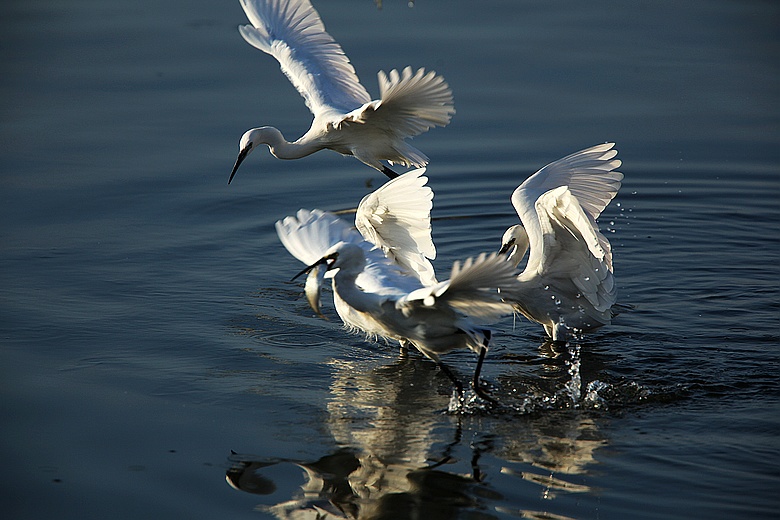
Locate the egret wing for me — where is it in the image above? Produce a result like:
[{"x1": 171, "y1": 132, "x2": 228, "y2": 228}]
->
[
  {"x1": 343, "y1": 67, "x2": 454, "y2": 140},
  {"x1": 238, "y1": 0, "x2": 371, "y2": 116},
  {"x1": 275, "y1": 209, "x2": 421, "y2": 295},
  {"x1": 402, "y1": 253, "x2": 517, "y2": 323},
  {"x1": 533, "y1": 186, "x2": 617, "y2": 312},
  {"x1": 275, "y1": 209, "x2": 360, "y2": 266},
  {"x1": 512, "y1": 143, "x2": 623, "y2": 271},
  {"x1": 356, "y1": 168, "x2": 437, "y2": 285}
]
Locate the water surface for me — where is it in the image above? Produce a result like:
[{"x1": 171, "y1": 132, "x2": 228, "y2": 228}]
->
[{"x1": 1, "y1": 0, "x2": 778, "y2": 518}]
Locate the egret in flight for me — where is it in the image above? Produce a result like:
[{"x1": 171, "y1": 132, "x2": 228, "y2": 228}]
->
[
  {"x1": 229, "y1": 0, "x2": 455, "y2": 183},
  {"x1": 276, "y1": 172, "x2": 517, "y2": 400},
  {"x1": 498, "y1": 143, "x2": 625, "y2": 342}
]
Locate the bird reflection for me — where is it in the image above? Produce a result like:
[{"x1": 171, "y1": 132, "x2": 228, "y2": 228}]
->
[{"x1": 226, "y1": 345, "x2": 613, "y2": 518}]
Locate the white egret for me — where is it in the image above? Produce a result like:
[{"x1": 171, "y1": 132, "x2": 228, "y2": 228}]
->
[
  {"x1": 293, "y1": 241, "x2": 517, "y2": 400},
  {"x1": 279, "y1": 168, "x2": 436, "y2": 355},
  {"x1": 498, "y1": 143, "x2": 625, "y2": 342},
  {"x1": 229, "y1": 0, "x2": 455, "y2": 183},
  {"x1": 275, "y1": 178, "x2": 518, "y2": 398}
]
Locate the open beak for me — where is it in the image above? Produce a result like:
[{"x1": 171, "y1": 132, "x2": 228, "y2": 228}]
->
[
  {"x1": 228, "y1": 145, "x2": 250, "y2": 185},
  {"x1": 291, "y1": 257, "x2": 329, "y2": 282}
]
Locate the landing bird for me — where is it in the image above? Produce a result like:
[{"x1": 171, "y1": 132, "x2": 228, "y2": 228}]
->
[
  {"x1": 498, "y1": 143, "x2": 625, "y2": 342},
  {"x1": 229, "y1": 0, "x2": 455, "y2": 184},
  {"x1": 276, "y1": 174, "x2": 517, "y2": 399}
]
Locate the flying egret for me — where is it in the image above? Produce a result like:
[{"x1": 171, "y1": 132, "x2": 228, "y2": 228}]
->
[
  {"x1": 276, "y1": 196, "x2": 518, "y2": 398},
  {"x1": 229, "y1": 0, "x2": 455, "y2": 183},
  {"x1": 498, "y1": 143, "x2": 625, "y2": 342}
]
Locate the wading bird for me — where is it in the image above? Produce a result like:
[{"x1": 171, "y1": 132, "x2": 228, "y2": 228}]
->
[
  {"x1": 279, "y1": 167, "x2": 437, "y2": 321},
  {"x1": 229, "y1": 0, "x2": 455, "y2": 183},
  {"x1": 498, "y1": 143, "x2": 625, "y2": 342},
  {"x1": 276, "y1": 173, "x2": 518, "y2": 400}
]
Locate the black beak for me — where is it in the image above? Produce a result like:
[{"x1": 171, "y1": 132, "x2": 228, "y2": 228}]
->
[
  {"x1": 291, "y1": 257, "x2": 328, "y2": 282},
  {"x1": 498, "y1": 240, "x2": 514, "y2": 256},
  {"x1": 228, "y1": 145, "x2": 250, "y2": 185}
]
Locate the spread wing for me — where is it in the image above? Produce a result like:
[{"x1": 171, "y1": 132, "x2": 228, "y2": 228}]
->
[
  {"x1": 355, "y1": 168, "x2": 437, "y2": 286},
  {"x1": 343, "y1": 67, "x2": 455, "y2": 138},
  {"x1": 238, "y1": 0, "x2": 371, "y2": 116},
  {"x1": 401, "y1": 253, "x2": 518, "y2": 323},
  {"x1": 532, "y1": 186, "x2": 617, "y2": 312},
  {"x1": 512, "y1": 143, "x2": 623, "y2": 272},
  {"x1": 275, "y1": 209, "x2": 421, "y2": 295}
]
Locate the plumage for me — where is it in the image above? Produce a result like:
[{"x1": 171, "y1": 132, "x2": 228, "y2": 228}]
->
[
  {"x1": 499, "y1": 143, "x2": 625, "y2": 341},
  {"x1": 230, "y1": 0, "x2": 455, "y2": 183},
  {"x1": 275, "y1": 170, "x2": 518, "y2": 398}
]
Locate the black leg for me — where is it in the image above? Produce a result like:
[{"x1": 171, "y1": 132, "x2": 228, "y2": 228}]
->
[
  {"x1": 472, "y1": 332, "x2": 497, "y2": 403},
  {"x1": 435, "y1": 359, "x2": 463, "y2": 397},
  {"x1": 381, "y1": 165, "x2": 400, "y2": 179}
]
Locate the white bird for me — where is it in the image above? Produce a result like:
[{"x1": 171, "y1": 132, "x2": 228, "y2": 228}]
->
[
  {"x1": 278, "y1": 168, "x2": 435, "y2": 339},
  {"x1": 498, "y1": 143, "x2": 625, "y2": 342},
  {"x1": 279, "y1": 168, "x2": 437, "y2": 321},
  {"x1": 229, "y1": 0, "x2": 455, "y2": 183},
  {"x1": 275, "y1": 174, "x2": 518, "y2": 398}
]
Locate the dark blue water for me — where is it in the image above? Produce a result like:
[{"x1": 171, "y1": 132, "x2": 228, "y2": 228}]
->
[{"x1": 2, "y1": 0, "x2": 779, "y2": 518}]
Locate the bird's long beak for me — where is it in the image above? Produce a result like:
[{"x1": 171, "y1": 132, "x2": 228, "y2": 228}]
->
[
  {"x1": 228, "y1": 145, "x2": 250, "y2": 185},
  {"x1": 291, "y1": 257, "x2": 328, "y2": 282},
  {"x1": 498, "y1": 242, "x2": 513, "y2": 256}
]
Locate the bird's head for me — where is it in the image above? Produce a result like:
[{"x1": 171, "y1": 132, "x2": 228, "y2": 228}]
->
[
  {"x1": 499, "y1": 224, "x2": 530, "y2": 267},
  {"x1": 291, "y1": 243, "x2": 366, "y2": 282},
  {"x1": 229, "y1": 127, "x2": 283, "y2": 184}
]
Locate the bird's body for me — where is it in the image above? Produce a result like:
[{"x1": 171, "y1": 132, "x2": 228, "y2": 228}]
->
[
  {"x1": 276, "y1": 170, "x2": 517, "y2": 396},
  {"x1": 315, "y1": 242, "x2": 515, "y2": 363},
  {"x1": 499, "y1": 143, "x2": 625, "y2": 342},
  {"x1": 276, "y1": 168, "x2": 437, "y2": 347},
  {"x1": 230, "y1": 0, "x2": 455, "y2": 183}
]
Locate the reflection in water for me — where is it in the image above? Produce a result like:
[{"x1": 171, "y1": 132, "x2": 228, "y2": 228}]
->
[{"x1": 225, "y1": 341, "x2": 651, "y2": 518}]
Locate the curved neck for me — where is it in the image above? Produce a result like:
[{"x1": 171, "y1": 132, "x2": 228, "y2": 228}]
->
[
  {"x1": 252, "y1": 127, "x2": 322, "y2": 160},
  {"x1": 332, "y1": 271, "x2": 382, "y2": 314},
  {"x1": 507, "y1": 239, "x2": 530, "y2": 268}
]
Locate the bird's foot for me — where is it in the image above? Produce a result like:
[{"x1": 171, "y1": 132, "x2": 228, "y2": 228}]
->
[{"x1": 473, "y1": 380, "x2": 498, "y2": 406}]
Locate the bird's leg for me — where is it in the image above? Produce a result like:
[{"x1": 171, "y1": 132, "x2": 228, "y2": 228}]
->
[
  {"x1": 381, "y1": 165, "x2": 400, "y2": 179},
  {"x1": 435, "y1": 360, "x2": 464, "y2": 398},
  {"x1": 398, "y1": 339, "x2": 410, "y2": 358},
  {"x1": 472, "y1": 334, "x2": 497, "y2": 404}
]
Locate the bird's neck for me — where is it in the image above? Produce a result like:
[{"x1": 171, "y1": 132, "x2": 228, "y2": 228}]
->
[
  {"x1": 332, "y1": 273, "x2": 381, "y2": 314},
  {"x1": 507, "y1": 242, "x2": 530, "y2": 268},
  {"x1": 255, "y1": 127, "x2": 322, "y2": 160}
]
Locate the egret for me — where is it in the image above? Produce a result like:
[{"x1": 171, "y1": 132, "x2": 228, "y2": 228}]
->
[
  {"x1": 278, "y1": 168, "x2": 437, "y2": 320},
  {"x1": 229, "y1": 0, "x2": 455, "y2": 183},
  {"x1": 498, "y1": 143, "x2": 625, "y2": 342},
  {"x1": 276, "y1": 173, "x2": 518, "y2": 399}
]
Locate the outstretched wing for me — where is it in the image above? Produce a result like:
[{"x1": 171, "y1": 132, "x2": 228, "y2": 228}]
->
[
  {"x1": 275, "y1": 208, "x2": 360, "y2": 266},
  {"x1": 533, "y1": 186, "x2": 617, "y2": 313},
  {"x1": 512, "y1": 143, "x2": 623, "y2": 271},
  {"x1": 402, "y1": 253, "x2": 518, "y2": 323},
  {"x1": 356, "y1": 168, "x2": 437, "y2": 286},
  {"x1": 275, "y1": 209, "x2": 421, "y2": 295},
  {"x1": 238, "y1": 0, "x2": 371, "y2": 116},
  {"x1": 343, "y1": 67, "x2": 455, "y2": 139}
]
